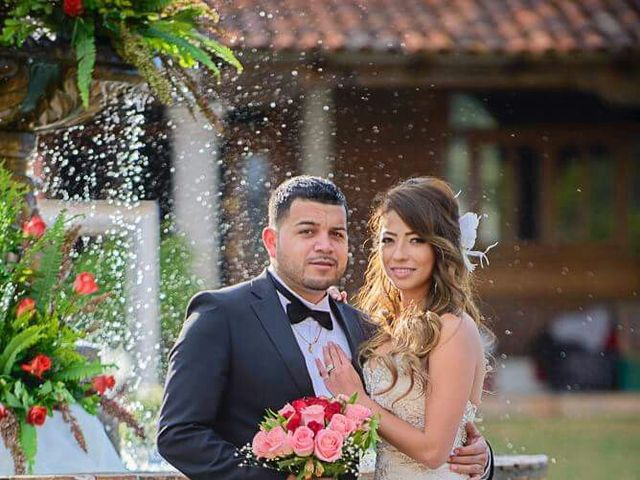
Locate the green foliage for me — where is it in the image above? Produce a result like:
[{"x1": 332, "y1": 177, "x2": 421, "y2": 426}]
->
[
  {"x1": 0, "y1": 326, "x2": 43, "y2": 376},
  {"x1": 158, "y1": 230, "x2": 203, "y2": 371},
  {"x1": 19, "y1": 420, "x2": 37, "y2": 472},
  {"x1": 74, "y1": 18, "x2": 97, "y2": 108},
  {"x1": 56, "y1": 360, "x2": 106, "y2": 382},
  {"x1": 0, "y1": 164, "x2": 127, "y2": 473},
  {"x1": 1, "y1": 0, "x2": 242, "y2": 120},
  {"x1": 29, "y1": 215, "x2": 67, "y2": 310},
  {"x1": 0, "y1": 164, "x2": 27, "y2": 282}
]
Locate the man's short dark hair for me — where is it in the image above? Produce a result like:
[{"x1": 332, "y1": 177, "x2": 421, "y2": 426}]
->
[{"x1": 268, "y1": 176, "x2": 348, "y2": 226}]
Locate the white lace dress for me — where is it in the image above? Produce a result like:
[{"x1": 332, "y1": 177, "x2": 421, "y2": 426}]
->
[{"x1": 363, "y1": 356, "x2": 477, "y2": 480}]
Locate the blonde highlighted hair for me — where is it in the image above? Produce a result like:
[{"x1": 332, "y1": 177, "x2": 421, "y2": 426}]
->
[{"x1": 355, "y1": 177, "x2": 491, "y2": 400}]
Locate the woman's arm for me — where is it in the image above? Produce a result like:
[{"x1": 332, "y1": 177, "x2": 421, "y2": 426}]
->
[{"x1": 320, "y1": 313, "x2": 481, "y2": 469}]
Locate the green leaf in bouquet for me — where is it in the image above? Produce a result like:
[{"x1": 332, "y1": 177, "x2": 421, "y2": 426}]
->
[
  {"x1": 29, "y1": 214, "x2": 67, "y2": 310},
  {"x1": 19, "y1": 419, "x2": 37, "y2": 474},
  {"x1": 38, "y1": 380, "x2": 53, "y2": 397},
  {"x1": 4, "y1": 390, "x2": 22, "y2": 409},
  {"x1": 78, "y1": 394, "x2": 100, "y2": 415},
  {"x1": 52, "y1": 382, "x2": 75, "y2": 404},
  {"x1": 56, "y1": 360, "x2": 106, "y2": 382},
  {"x1": 0, "y1": 325, "x2": 44, "y2": 376},
  {"x1": 348, "y1": 392, "x2": 359, "y2": 404}
]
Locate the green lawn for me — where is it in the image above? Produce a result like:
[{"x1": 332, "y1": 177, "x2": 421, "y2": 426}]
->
[{"x1": 482, "y1": 416, "x2": 640, "y2": 479}]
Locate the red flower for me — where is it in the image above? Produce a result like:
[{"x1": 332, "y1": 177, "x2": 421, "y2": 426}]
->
[
  {"x1": 20, "y1": 354, "x2": 52, "y2": 379},
  {"x1": 285, "y1": 411, "x2": 302, "y2": 432},
  {"x1": 92, "y1": 375, "x2": 116, "y2": 395},
  {"x1": 73, "y1": 272, "x2": 98, "y2": 295},
  {"x1": 306, "y1": 397, "x2": 330, "y2": 409},
  {"x1": 26, "y1": 406, "x2": 47, "y2": 426},
  {"x1": 307, "y1": 421, "x2": 324, "y2": 435},
  {"x1": 0, "y1": 403, "x2": 7, "y2": 421},
  {"x1": 291, "y1": 399, "x2": 308, "y2": 413},
  {"x1": 22, "y1": 215, "x2": 46, "y2": 238},
  {"x1": 324, "y1": 401, "x2": 342, "y2": 421},
  {"x1": 63, "y1": 0, "x2": 84, "y2": 16},
  {"x1": 16, "y1": 298, "x2": 36, "y2": 317}
]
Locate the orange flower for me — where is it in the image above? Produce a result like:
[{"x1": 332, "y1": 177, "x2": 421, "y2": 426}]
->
[
  {"x1": 92, "y1": 375, "x2": 116, "y2": 395},
  {"x1": 21, "y1": 354, "x2": 52, "y2": 379},
  {"x1": 16, "y1": 298, "x2": 36, "y2": 317},
  {"x1": 26, "y1": 406, "x2": 47, "y2": 426},
  {"x1": 22, "y1": 215, "x2": 46, "y2": 238},
  {"x1": 73, "y1": 272, "x2": 98, "y2": 295}
]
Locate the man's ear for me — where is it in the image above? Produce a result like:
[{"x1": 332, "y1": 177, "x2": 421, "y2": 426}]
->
[{"x1": 262, "y1": 226, "x2": 277, "y2": 259}]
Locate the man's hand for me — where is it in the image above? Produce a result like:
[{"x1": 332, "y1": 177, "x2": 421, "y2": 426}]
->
[{"x1": 447, "y1": 422, "x2": 490, "y2": 480}]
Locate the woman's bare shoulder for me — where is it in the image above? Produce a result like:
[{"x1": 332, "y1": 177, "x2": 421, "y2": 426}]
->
[{"x1": 437, "y1": 312, "x2": 482, "y2": 348}]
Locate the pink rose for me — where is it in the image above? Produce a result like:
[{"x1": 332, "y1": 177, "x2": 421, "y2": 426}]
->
[
  {"x1": 301, "y1": 404, "x2": 325, "y2": 426},
  {"x1": 345, "y1": 403, "x2": 372, "y2": 427},
  {"x1": 251, "y1": 427, "x2": 291, "y2": 459},
  {"x1": 290, "y1": 426, "x2": 315, "y2": 456},
  {"x1": 278, "y1": 403, "x2": 295, "y2": 419},
  {"x1": 328, "y1": 413, "x2": 357, "y2": 437},
  {"x1": 314, "y1": 429, "x2": 343, "y2": 462}
]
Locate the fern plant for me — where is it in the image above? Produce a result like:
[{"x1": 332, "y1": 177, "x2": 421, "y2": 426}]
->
[
  {"x1": 0, "y1": 163, "x2": 142, "y2": 473},
  {"x1": 0, "y1": 0, "x2": 242, "y2": 123}
]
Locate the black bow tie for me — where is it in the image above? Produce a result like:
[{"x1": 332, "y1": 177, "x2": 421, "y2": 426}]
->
[{"x1": 269, "y1": 274, "x2": 334, "y2": 330}]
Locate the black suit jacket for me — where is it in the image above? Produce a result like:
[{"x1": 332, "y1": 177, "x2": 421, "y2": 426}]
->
[{"x1": 157, "y1": 270, "x2": 368, "y2": 479}]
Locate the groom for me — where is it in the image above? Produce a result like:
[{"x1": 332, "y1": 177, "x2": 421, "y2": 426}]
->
[{"x1": 157, "y1": 176, "x2": 493, "y2": 479}]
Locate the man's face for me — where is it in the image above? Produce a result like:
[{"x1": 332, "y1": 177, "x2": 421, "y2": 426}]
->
[{"x1": 263, "y1": 199, "x2": 349, "y2": 295}]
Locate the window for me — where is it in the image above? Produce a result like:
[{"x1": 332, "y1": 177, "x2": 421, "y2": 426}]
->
[{"x1": 447, "y1": 92, "x2": 639, "y2": 248}]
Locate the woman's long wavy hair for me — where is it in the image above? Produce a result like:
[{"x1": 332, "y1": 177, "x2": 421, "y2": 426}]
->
[{"x1": 356, "y1": 177, "x2": 491, "y2": 400}]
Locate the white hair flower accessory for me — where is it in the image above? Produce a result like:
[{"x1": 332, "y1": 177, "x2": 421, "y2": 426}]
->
[{"x1": 459, "y1": 212, "x2": 498, "y2": 272}]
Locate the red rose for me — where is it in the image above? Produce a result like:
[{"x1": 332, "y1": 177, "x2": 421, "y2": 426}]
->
[
  {"x1": 324, "y1": 401, "x2": 342, "y2": 421},
  {"x1": 307, "y1": 421, "x2": 324, "y2": 435},
  {"x1": 285, "y1": 411, "x2": 301, "y2": 432},
  {"x1": 73, "y1": 272, "x2": 98, "y2": 295},
  {"x1": 63, "y1": 0, "x2": 84, "y2": 16},
  {"x1": 26, "y1": 406, "x2": 47, "y2": 426},
  {"x1": 20, "y1": 354, "x2": 52, "y2": 379},
  {"x1": 291, "y1": 399, "x2": 308, "y2": 413},
  {"x1": 22, "y1": 215, "x2": 46, "y2": 238},
  {"x1": 0, "y1": 403, "x2": 7, "y2": 421},
  {"x1": 16, "y1": 298, "x2": 36, "y2": 317},
  {"x1": 306, "y1": 397, "x2": 330, "y2": 409},
  {"x1": 92, "y1": 374, "x2": 116, "y2": 395}
]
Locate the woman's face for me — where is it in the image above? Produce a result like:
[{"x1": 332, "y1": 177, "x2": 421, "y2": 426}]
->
[{"x1": 379, "y1": 210, "x2": 435, "y2": 302}]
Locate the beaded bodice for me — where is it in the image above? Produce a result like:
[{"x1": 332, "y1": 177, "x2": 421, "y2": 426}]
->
[{"x1": 363, "y1": 355, "x2": 476, "y2": 479}]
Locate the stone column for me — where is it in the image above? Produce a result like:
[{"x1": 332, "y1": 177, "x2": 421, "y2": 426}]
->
[
  {"x1": 169, "y1": 105, "x2": 221, "y2": 288},
  {"x1": 301, "y1": 87, "x2": 335, "y2": 177}
]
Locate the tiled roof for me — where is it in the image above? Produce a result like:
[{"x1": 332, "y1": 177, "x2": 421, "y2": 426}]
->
[{"x1": 214, "y1": 0, "x2": 640, "y2": 54}]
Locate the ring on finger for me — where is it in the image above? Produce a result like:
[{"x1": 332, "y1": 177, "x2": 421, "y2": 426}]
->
[{"x1": 326, "y1": 364, "x2": 335, "y2": 374}]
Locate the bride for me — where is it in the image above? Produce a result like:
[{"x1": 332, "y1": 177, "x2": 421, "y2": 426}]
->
[{"x1": 316, "y1": 177, "x2": 492, "y2": 479}]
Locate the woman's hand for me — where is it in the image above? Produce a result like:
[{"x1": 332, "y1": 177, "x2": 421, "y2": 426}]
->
[
  {"x1": 326, "y1": 286, "x2": 348, "y2": 303},
  {"x1": 315, "y1": 342, "x2": 366, "y2": 399}
]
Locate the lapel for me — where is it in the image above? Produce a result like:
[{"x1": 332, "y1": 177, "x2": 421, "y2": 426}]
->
[
  {"x1": 249, "y1": 270, "x2": 314, "y2": 397},
  {"x1": 330, "y1": 298, "x2": 366, "y2": 377}
]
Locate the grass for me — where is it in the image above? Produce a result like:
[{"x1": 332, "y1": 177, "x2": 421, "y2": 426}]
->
[{"x1": 481, "y1": 415, "x2": 640, "y2": 480}]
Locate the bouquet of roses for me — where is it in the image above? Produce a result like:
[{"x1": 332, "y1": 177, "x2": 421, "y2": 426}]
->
[{"x1": 240, "y1": 394, "x2": 379, "y2": 479}]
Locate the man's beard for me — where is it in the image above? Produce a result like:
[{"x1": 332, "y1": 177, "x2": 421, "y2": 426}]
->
[
  {"x1": 276, "y1": 256, "x2": 344, "y2": 292},
  {"x1": 301, "y1": 275, "x2": 339, "y2": 292}
]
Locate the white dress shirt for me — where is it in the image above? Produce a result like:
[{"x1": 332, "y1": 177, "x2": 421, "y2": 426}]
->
[{"x1": 269, "y1": 267, "x2": 352, "y2": 398}]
